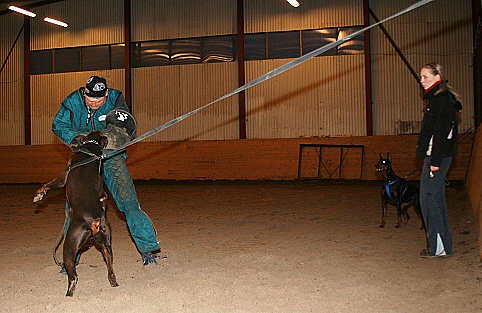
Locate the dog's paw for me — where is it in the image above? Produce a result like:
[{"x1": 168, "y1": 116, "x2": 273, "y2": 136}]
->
[
  {"x1": 33, "y1": 186, "x2": 49, "y2": 203},
  {"x1": 33, "y1": 192, "x2": 45, "y2": 203}
]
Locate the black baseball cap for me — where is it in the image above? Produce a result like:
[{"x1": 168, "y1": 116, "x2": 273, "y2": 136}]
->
[{"x1": 84, "y1": 76, "x2": 107, "y2": 98}]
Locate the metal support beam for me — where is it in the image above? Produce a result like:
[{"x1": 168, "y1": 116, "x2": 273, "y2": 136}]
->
[
  {"x1": 363, "y1": 0, "x2": 373, "y2": 136},
  {"x1": 369, "y1": 7, "x2": 420, "y2": 84},
  {"x1": 473, "y1": 0, "x2": 482, "y2": 127},
  {"x1": 237, "y1": 0, "x2": 247, "y2": 139},
  {"x1": 124, "y1": 0, "x2": 132, "y2": 111},
  {"x1": 24, "y1": 17, "x2": 31, "y2": 145}
]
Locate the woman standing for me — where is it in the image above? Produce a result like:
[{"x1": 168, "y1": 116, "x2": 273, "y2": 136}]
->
[{"x1": 416, "y1": 62, "x2": 462, "y2": 258}]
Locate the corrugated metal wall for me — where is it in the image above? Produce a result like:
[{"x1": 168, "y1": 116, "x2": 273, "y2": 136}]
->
[
  {"x1": 132, "y1": 0, "x2": 237, "y2": 41},
  {"x1": 245, "y1": 56, "x2": 366, "y2": 138},
  {"x1": 129, "y1": 0, "x2": 365, "y2": 141},
  {"x1": 370, "y1": 0, "x2": 474, "y2": 135},
  {"x1": 0, "y1": 14, "x2": 25, "y2": 145},
  {"x1": 130, "y1": 0, "x2": 238, "y2": 142},
  {"x1": 244, "y1": 0, "x2": 362, "y2": 32},
  {"x1": 132, "y1": 63, "x2": 239, "y2": 141},
  {"x1": 0, "y1": 0, "x2": 475, "y2": 146},
  {"x1": 30, "y1": 0, "x2": 124, "y2": 49},
  {"x1": 30, "y1": 70, "x2": 125, "y2": 144},
  {"x1": 26, "y1": 0, "x2": 125, "y2": 145},
  {"x1": 243, "y1": 0, "x2": 365, "y2": 138}
]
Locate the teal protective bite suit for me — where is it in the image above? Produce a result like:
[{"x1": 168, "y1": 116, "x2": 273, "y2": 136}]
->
[{"x1": 53, "y1": 88, "x2": 160, "y2": 255}]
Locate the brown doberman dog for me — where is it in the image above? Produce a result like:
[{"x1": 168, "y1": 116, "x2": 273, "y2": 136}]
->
[{"x1": 33, "y1": 130, "x2": 118, "y2": 297}]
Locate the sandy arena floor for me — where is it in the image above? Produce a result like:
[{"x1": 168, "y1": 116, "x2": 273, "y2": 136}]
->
[{"x1": 0, "y1": 180, "x2": 480, "y2": 312}]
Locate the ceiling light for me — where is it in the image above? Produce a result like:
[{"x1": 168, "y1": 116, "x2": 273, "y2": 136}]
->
[
  {"x1": 8, "y1": 5, "x2": 36, "y2": 17},
  {"x1": 286, "y1": 0, "x2": 300, "y2": 7},
  {"x1": 44, "y1": 17, "x2": 68, "y2": 27}
]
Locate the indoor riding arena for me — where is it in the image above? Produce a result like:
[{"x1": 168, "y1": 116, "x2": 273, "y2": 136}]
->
[{"x1": 1, "y1": 0, "x2": 481, "y2": 312}]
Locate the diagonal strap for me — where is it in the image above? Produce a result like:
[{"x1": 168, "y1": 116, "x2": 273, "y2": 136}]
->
[{"x1": 85, "y1": 0, "x2": 433, "y2": 163}]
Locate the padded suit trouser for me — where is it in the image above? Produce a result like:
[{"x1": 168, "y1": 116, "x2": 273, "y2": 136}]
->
[
  {"x1": 64, "y1": 152, "x2": 160, "y2": 255},
  {"x1": 420, "y1": 157, "x2": 452, "y2": 256}
]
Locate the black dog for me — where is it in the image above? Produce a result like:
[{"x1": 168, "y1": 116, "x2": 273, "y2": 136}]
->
[
  {"x1": 375, "y1": 153, "x2": 424, "y2": 229},
  {"x1": 33, "y1": 131, "x2": 118, "y2": 297}
]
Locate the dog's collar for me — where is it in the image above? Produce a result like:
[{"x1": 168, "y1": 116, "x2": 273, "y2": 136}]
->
[
  {"x1": 385, "y1": 178, "x2": 399, "y2": 186},
  {"x1": 80, "y1": 139, "x2": 107, "y2": 151},
  {"x1": 82, "y1": 139, "x2": 100, "y2": 146}
]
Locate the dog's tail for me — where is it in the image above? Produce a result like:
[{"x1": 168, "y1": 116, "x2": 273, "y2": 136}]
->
[
  {"x1": 53, "y1": 207, "x2": 68, "y2": 267},
  {"x1": 91, "y1": 218, "x2": 101, "y2": 236}
]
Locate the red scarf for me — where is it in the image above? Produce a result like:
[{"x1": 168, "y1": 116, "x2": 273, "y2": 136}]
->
[{"x1": 424, "y1": 79, "x2": 442, "y2": 94}]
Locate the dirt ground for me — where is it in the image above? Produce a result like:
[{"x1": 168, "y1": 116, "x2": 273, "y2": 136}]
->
[{"x1": 0, "y1": 179, "x2": 480, "y2": 313}]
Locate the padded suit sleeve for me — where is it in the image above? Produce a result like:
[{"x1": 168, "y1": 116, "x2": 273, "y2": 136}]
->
[
  {"x1": 52, "y1": 103, "x2": 84, "y2": 146},
  {"x1": 113, "y1": 92, "x2": 136, "y2": 137},
  {"x1": 114, "y1": 93, "x2": 130, "y2": 112}
]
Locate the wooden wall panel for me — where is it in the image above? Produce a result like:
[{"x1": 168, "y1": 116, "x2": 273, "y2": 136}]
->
[
  {"x1": 0, "y1": 135, "x2": 474, "y2": 184},
  {"x1": 465, "y1": 128, "x2": 482, "y2": 260}
]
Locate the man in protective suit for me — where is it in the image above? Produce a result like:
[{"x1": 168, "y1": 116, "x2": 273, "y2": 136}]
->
[{"x1": 52, "y1": 75, "x2": 160, "y2": 266}]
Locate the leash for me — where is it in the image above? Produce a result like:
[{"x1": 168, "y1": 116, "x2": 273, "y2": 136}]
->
[
  {"x1": 51, "y1": 148, "x2": 103, "y2": 268},
  {"x1": 62, "y1": 144, "x2": 105, "y2": 176},
  {"x1": 403, "y1": 123, "x2": 475, "y2": 181},
  {"x1": 76, "y1": 149, "x2": 103, "y2": 173},
  {"x1": 403, "y1": 166, "x2": 422, "y2": 180},
  {"x1": 49, "y1": 1, "x2": 432, "y2": 266},
  {"x1": 74, "y1": 0, "x2": 433, "y2": 167},
  {"x1": 430, "y1": 167, "x2": 450, "y2": 186}
]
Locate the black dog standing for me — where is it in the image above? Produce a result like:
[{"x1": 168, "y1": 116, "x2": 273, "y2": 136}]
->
[{"x1": 376, "y1": 153, "x2": 424, "y2": 229}]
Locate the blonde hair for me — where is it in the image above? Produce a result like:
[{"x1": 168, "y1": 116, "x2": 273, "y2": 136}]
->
[{"x1": 421, "y1": 62, "x2": 460, "y2": 101}]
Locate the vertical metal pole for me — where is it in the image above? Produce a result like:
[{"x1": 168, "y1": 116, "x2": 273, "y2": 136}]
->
[
  {"x1": 339, "y1": 147, "x2": 343, "y2": 179},
  {"x1": 363, "y1": 0, "x2": 373, "y2": 136},
  {"x1": 124, "y1": 0, "x2": 132, "y2": 111},
  {"x1": 297, "y1": 145, "x2": 303, "y2": 178},
  {"x1": 360, "y1": 146, "x2": 365, "y2": 180},
  {"x1": 24, "y1": 17, "x2": 31, "y2": 145},
  {"x1": 237, "y1": 0, "x2": 247, "y2": 139},
  {"x1": 318, "y1": 147, "x2": 323, "y2": 178},
  {"x1": 473, "y1": 0, "x2": 481, "y2": 127}
]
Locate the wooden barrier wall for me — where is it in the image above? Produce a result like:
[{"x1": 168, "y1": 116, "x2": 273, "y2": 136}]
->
[
  {"x1": 2, "y1": 132, "x2": 479, "y2": 260},
  {"x1": 465, "y1": 128, "x2": 482, "y2": 261},
  {"x1": 0, "y1": 134, "x2": 474, "y2": 184}
]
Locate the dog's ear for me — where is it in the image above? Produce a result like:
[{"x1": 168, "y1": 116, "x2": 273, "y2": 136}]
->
[
  {"x1": 379, "y1": 153, "x2": 383, "y2": 160},
  {"x1": 387, "y1": 152, "x2": 391, "y2": 161}
]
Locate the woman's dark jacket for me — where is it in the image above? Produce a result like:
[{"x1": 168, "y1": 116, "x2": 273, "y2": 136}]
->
[{"x1": 416, "y1": 83, "x2": 462, "y2": 167}]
